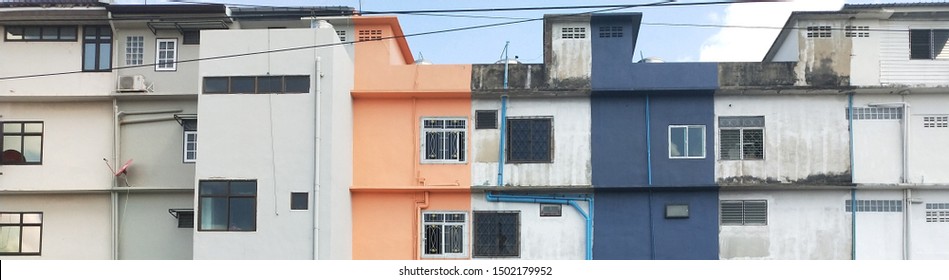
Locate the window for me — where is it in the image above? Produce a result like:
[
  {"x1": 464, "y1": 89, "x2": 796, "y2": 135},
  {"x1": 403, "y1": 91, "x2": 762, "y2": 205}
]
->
[
  {"x1": 669, "y1": 125, "x2": 705, "y2": 159},
  {"x1": 2, "y1": 121, "x2": 43, "y2": 165},
  {"x1": 357, "y1": 29, "x2": 382, "y2": 41},
  {"x1": 0, "y1": 212, "x2": 43, "y2": 255},
  {"x1": 926, "y1": 203, "x2": 949, "y2": 223},
  {"x1": 421, "y1": 118, "x2": 467, "y2": 163},
  {"x1": 473, "y1": 211, "x2": 519, "y2": 258},
  {"x1": 203, "y1": 76, "x2": 310, "y2": 94},
  {"x1": 539, "y1": 204, "x2": 562, "y2": 217},
  {"x1": 336, "y1": 30, "x2": 346, "y2": 42},
  {"x1": 169, "y1": 209, "x2": 194, "y2": 229},
  {"x1": 475, "y1": 110, "x2": 498, "y2": 129},
  {"x1": 183, "y1": 131, "x2": 197, "y2": 163},
  {"x1": 5, "y1": 26, "x2": 76, "y2": 41},
  {"x1": 125, "y1": 36, "x2": 144, "y2": 66},
  {"x1": 806, "y1": 26, "x2": 831, "y2": 38},
  {"x1": 198, "y1": 180, "x2": 257, "y2": 231},
  {"x1": 665, "y1": 204, "x2": 690, "y2": 219},
  {"x1": 507, "y1": 118, "x2": 553, "y2": 163},
  {"x1": 719, "y1": 116, "x2": 764, "y2": 160},
  {"x1": 422, "y1": 212, "x2": 466, "y2": 258},
  {"x1": 598, "y1": 26, "x2": 623, "y2": 38},
  {"x1": 720, "y1": 200, "x2": 767, "y2": 226},
  {"x1": 910, "y1": 29, "x2": 949, "y2": 60},
  {"x1": 846, "y1": 200, "x2": 903, "y2": 212},
  {"x1": 561, "y1": 27, "x2": 586, "y2": 39},
  {"x1": 82, "y1": 26, "x2": 112, "y2": 71},
  {"x1": 923, "y1": 116, "x2": 948, "y2": 128},
  {"x1": 182, "y1": 30, "x2": 200, "y2": 45},
  {"x1": 846, "y1": 107, "x2": 903, "y2": 120},
  {"x1": 845, "y1": 26, "x2": 870, "y2": 38},
  {"x1": 156, "y1": 38, "x2": 177, "y2": 71},
  {"x1": 290, "y1": 192, "x2": 308, "y2": 211}
]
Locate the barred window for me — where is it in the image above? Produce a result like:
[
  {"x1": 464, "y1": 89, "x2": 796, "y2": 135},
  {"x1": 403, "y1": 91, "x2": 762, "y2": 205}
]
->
[
  {"x1": 473, "y1": 212, "x2": 519, "y2": 258},
  {"x1": 720, "y1": 200, "x2": 767, "y2": 226},
  {"x1": 507, "y1": 118, "x2": 553, "y2": 163},
  {"x1": 719, "y1": 116, "x2": 764, "y2": 160},
  {"x1": 422, "y1": 212, "x2": 466, "y2": 258},
  {"x1": 421, "y1": 118, "x2": 467, "y2": 163}
]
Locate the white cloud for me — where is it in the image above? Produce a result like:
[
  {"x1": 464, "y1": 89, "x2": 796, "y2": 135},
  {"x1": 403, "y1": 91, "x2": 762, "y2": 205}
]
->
[{"x1": 699, "y1": 0, "x2": 844, "y2": 62}]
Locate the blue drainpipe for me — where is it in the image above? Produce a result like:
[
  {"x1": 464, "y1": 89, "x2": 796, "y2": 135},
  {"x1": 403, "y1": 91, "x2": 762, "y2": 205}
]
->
[
  {"x1": 646, "y1": 94, "x2": 653, "y2": 186},
  {"x1": 486, "y1": 192, "x2": 594, "y2": 260},
  {"x1": 498, "y1": 42, "x2": 510, "y2": 187}
]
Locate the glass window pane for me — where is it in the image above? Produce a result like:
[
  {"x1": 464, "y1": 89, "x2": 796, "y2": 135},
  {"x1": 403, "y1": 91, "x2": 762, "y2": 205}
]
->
[
  {"x1": 4, "y1": 136, "x2": 22, "y2": 151},
  {"x1": 41, "y1": 27, "x2": 58, "y2": 40},
  {"x1": 231, "y1": 77, "x2": 256, "y2": 93},
  {"x1": 84, "y1": 27, "x2": 97, "y2": 40},
  {"x1": 228, "y1": 197, "x2": 255, "y2": 231},
  {"x1": 199, "y1": 181, "x2": 227, "y2": 196},
  {"x1": 688, "y1": 126, "x2": 704, "y2": 157},
  {"x1": 0, "y1": 226, "x2": 21, "y2": 253},
  {"x1": 290, "y1": 193, "x2": 308, "y2": 210},
  {"x1": 203, "y1": 77, "x2": 228, "y2": 93},
  {"x1": 6, "y1": 27, "x2": 23, "y2": 40},
  {"x1": 98, "y1": 43, "x2": 111, "y2": 70},
  {"x1": 3, "y1": 123, "x2": 21, "y2": 133},
  {"x1": 230, "y1": 181, "x2": 256, "y2": 195},
  {"x1": 199, "y1": 197, "x2": 227, "y2": 230},
  {"x1": 23, "y1": 136, "x2": 42, "y2": 162},
  {"x1": 0, "y1": 214, "x2": 20, "y2": 224},
  {"x1": 60, "y1": 27, "x2": 76, "y2": 40},
  {"x1": 23, "y1": 27, "x2": 40, "y2": 40},
  {"x1": 20, "y1": 226, "x2": 41, "y2": 253},
  {"x1": 23, "y1": 123, "x2": 42, "y2": 133},
  {"x1": 284, "y1": 76, "x2": 310, "y2": 93},
  {"x1": 21, "y1": 213, "x2": 41, "y2": 224},
  {"x1": 83, "y1": 43, "x2": 97, "y2": 70},
  {"x1": 670, "y1": 127, "x2": 685, "y2": 157},
  {"x1": 257, "y1": 76, "x2": 282, "y2": 93}
]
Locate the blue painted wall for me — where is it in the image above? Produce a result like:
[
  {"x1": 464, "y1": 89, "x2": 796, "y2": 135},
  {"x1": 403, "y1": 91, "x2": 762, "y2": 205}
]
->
[
  {"x1": 591, "y1": 13, "x2": 642, "y2": 90},
  {"x1": 593, "y1": 189, "x2": 719, "y2": 260},
  {"x1": 590, "y1": 93, "x2": 648, "y2": 187},
  {"x1": 648, "y1": 92, "x2": 716, "y2": 187}
]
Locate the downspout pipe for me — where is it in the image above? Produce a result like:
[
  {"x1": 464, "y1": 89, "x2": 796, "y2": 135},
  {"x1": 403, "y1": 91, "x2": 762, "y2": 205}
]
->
[
  {"x1": 485, "y1": 192, "x2": 594, "y2": 260},
  {"x1": 645, "y1": 94, "x2": 652, "y2": 186},
  {"x1": 312, "y1": 56, "x2": 322, "y2": 260},
  {"x1": 848, "y1": 92, "x2": 856, "y2": 260},
  {"x1": 498, "y1": 41, "x2": 510, "y2": 187}
]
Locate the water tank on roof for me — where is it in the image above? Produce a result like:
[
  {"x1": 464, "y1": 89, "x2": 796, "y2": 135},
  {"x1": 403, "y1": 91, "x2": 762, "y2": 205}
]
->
[{"x1": 638, "y1": 57, "x2": 665, "y2": 63}]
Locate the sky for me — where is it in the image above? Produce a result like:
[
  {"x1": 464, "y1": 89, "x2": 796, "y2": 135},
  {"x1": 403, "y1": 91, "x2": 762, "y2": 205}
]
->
[{"x1": 118, "y1": 0, "x2": 948, "y2": 64}]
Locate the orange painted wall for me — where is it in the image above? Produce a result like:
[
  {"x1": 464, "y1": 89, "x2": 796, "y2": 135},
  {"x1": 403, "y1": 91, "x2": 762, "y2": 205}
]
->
[
  {"x1": 351, "y1": 16, "x2": 473, "y2": 260},
  {"x1": 351, "y1": 191, "x2": 470, "y2": 260}
]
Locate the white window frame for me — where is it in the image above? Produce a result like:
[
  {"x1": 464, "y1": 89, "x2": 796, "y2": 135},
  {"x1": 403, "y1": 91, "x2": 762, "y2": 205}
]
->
[
  {"x1": 420, "y1": 117, "x2": 467, "y2": 164},
  {"x1": 421, "y1": 211, "x2": 467, "y2": 259},
  {"x1": 668, "y1": 125, "x2": 706, "y2": 159},
  {"x1": 183, "y1": 130, "x2": 197, "y2": 163},
  {"x1": 125, "y1": 35, "x2": 144, "y2": 66},
  {"x1": 155, "y1": 38, "x2": 177, "y2": 71}
]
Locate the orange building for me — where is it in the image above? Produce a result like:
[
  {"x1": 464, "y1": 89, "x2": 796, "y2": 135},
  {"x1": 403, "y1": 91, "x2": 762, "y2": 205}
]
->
[{"x1": 351, "y1": 17, "x2": 473, "y2": 260}]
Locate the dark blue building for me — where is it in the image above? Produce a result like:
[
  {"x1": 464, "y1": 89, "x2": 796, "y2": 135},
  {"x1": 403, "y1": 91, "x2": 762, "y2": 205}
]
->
[{"x1": 590, "y1": 13, "x2": 719, "y2": 260}]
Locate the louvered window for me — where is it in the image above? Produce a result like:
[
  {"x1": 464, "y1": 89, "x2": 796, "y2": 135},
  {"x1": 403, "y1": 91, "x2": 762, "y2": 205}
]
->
[
  {"x1": 910, "y1": 29, "x2": 949, "y2": 60},
  {"x1": 473, "y1": 212, "x2": 519, "y2": 257},
  {"x1": 721, "y1": 200, "x2": 767, "y2": 226}
]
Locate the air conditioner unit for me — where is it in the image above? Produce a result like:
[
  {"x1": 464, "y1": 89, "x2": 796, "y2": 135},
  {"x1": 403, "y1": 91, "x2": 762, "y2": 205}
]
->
[{"x1": 118, "y1": 75, "x2": 147, "y2": 92}]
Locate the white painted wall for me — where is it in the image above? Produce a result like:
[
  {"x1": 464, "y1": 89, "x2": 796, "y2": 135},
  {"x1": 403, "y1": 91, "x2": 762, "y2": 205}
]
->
[
  {"x1": 117, "y1": 191, "x2": 193, "y2": 260},
  {"x1": 720, "y1": 189, "x2": 852, "y2": 260},
  {"x1": 879, "y1": 20, "x2": 949, "y2": 86},
  {"x1": 0, "y1": 101, "x2": 114, "y2": 191},
  {"x1": 851, "y1": 189, "x2": 903, "y2": 260},
  {"x1": 471, "y1": 97, "x2": 591, "y2": 187},
  {"x1": 848, "y1": 19, "x2": 882, "y2": 86},
  {"x1": 549, "y1": 21, "x2": 592, "y2": 82},
  {"x1": 0, "y1": 27, "x2": 113, "y2": 96},
  {"x1": 715, "y1": 95, "x2": 851, "y2": 183},
  {"x1": 769, "y1": 27, "x2": 799, "y2": 62},
  {"x1": 910, "y1": 189, "x2": 949, "y2": 259},
  {"x1": 471, "y1": 194, "x2": 586, "y2": 260},
  {"x1": 0, "y1": 193, "x2": 112, "y2": 260},
  {"x1": 195, "y1": 27, "x2": 352, "y2": 259}
]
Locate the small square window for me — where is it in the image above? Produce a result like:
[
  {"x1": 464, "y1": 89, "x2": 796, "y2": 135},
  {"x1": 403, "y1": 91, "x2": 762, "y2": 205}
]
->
[
  {"x1": 475, "y1": 110, "x2": 498, "y2": 129},
  {"x1": 507, "y1": 118, "x2": 553, "y2": 163},
  {"x1": 669, "y1": 125, "x2": 705, "y2": 159},
  {"x1": 665, "y1": 204, "x2": 689, "y2": 219},
  {"x1": 291, "y1": 192, "x2": 308, "y2": 210}
]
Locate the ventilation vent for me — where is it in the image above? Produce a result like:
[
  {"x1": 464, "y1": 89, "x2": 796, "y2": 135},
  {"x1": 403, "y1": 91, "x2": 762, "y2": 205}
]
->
[
  {"x1": 357, "y1": 29, "x2": 382, "y2": 41},
  {"x1": 475, "y1": 110, "x2": 498, "y2": 129},
  {"x1": 846, "y1": 200, "x2": 903, "y2": 212},
  {"x1": 806, "y1": 26, "x2": 831, "y2": 38},
  {"x1": 561, "y1": 27, "x2": 586, "y2": 39},
  {"x1": 926, "y1": 203, "x2": 949, "y2": 223},
  {"x1": 598, "y1": 26, "x2": 623, "y2": 38},
  {"x1": 845, "y1": 26, "x2": 869, "y2": 37},
  {"x1": 539, "y1": 204, "x2": 562, "y2": 217},
  {"x1": 924, "y1": 116, "x2": 948, "y2": 128},
  {"x1": 721, "y1": 200, "x2": 767, "y2": 225}
]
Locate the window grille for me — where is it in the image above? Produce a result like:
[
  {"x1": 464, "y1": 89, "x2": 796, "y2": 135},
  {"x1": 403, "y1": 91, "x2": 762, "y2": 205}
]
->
[
  {"x1": 846, "y1": 200, "x2": 903, "y2": 212},
  {"x1": 719, "y1": 117, "x2": 764, "y2": 160},
  {"x1": 422, "y1": 118, "x2": 467, "y2": 163},
  {"x1": 476, "y1": 110, "x2": 498, "y2": 129},
  {"x1": 473, "y1": 212, "x2": 519, "y2": 257},
  {"x1": 422, "y1": 212, "x2": 466, "y2": 257},
  {"x1": 507, "y1": 118, "x2": 553, "y2": 163},
  {"x1": 721, "y1": 200, "x2": 767, "y2": 226}
]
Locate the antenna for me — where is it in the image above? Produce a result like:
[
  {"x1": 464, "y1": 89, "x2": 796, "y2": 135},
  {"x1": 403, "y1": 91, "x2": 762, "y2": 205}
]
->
[{"x1": 115, "y1": 159, "x2": 133, "y2": 177}]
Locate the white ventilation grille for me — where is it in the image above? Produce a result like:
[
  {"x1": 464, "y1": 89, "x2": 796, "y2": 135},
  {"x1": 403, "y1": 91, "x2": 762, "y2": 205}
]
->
[{"x1": 924, "y1": 116, "x2": 948, "y2": 128}]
